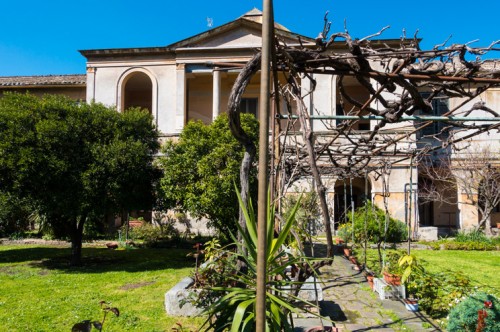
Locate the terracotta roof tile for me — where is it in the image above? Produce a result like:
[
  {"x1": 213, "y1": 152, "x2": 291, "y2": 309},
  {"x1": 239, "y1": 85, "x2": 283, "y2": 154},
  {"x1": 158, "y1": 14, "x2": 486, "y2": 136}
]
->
[{"x1": 0, "y1": 74, "x2": 86, "y2": 87}]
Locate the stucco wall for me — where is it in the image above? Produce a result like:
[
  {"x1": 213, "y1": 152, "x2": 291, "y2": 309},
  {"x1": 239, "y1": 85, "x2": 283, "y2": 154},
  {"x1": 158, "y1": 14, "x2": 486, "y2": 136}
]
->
[
  {"x1": 1, "y1": 87, "x2": 85, "y2": 100},
  {"x1": 88, "y1": 62, "x2": 179, "y2": 134}
]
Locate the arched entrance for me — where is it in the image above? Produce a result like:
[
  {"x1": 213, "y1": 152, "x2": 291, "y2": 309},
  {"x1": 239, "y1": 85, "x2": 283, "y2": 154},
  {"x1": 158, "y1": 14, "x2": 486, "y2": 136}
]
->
[
  {"x1": 334, "y1": 177, "x2": 372, "y2": 227},
  {"x1": 121, "y1": 71, "x2": 153, "y2": 113}
]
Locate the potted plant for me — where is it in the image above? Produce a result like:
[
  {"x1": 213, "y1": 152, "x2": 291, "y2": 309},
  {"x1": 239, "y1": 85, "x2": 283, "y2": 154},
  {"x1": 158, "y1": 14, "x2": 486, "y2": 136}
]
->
[
  {"x1": 365, "y1": 272, "x2": 375, "y2": 290},
  {"x1": 398, "y1": 253, "x2": 424, "y2": 311},
  {"x1": 382, "y1": 251, "x2": 404, "y2": 286},
  {"x1": 349, "y1": 255, "x2": 358, "y2": 265},
  {"x1": 305, "y1": 326, "x2": 340, "y2": 332},
  {"x1": 129, "y1": 216, "x2": 145, "y2": 228}
]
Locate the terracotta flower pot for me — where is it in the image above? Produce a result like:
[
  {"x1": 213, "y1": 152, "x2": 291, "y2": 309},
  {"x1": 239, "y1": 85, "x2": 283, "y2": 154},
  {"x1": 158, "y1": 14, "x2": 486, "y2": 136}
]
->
[
  {"x1": 366, "y1": 275, "x2": 374, "y2": 290},
  {"x1": 383, "y1": 272, "x2": 401, "y2": 286},
  {"x1": 335, "y1": 238, "x2": 344, "y2": 245},
  {"x1": 343, "y1": 248, "x2": 351, "y2": 257},
  {"x1": 349, "y1": 255, "x2": 358, "y2": 265},
  {"x1": 305, "y1": 326, "x2": 340, "y2": 332},
  {"x1": 128, "y1": 220, "x2": 144, "y2": 228}
]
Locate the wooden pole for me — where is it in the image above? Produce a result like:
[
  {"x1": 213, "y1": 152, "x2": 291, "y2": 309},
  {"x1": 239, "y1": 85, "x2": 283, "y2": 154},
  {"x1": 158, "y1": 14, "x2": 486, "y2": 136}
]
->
[{"x1": 256, "y1": 0, "x2": 273, "y2": 331}]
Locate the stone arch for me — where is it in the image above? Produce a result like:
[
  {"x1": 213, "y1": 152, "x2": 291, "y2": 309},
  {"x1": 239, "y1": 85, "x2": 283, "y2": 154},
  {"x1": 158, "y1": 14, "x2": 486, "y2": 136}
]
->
[{"x1": 117, "y1": 68, "x2": 158, "y2": 122}]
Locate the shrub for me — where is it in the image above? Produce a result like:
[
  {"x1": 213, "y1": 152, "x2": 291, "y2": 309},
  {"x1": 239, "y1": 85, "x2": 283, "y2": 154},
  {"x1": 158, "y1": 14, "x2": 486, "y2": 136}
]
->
[
  {"x1": 345, "y1": 201, "x2": 407, "y2": 272},
  {"x1": 127, "y1": 223, "x2": 167, "y2": 245},
  {"x1": 337, "y1": 223, "x2": 352, "y2": 243},
  {"x1": 423, "y1": 237, "x2": 498, "y2": 251},
  {"x1": 455, "y1": 229, "x2": 491, "y2": 243},
  {"x1": 411, "y1": 270, "x2": 474, "y2": 318},
  {"x1": 0, "y1": 192, "x2": 32, "y2": 237},
  {"x1": 348, "y1": 201, "x2": 408, "y2": 245},
  {"x1": 440, "y1": 242, "x2": 496, "y2": 251},
  {"x1": 447, "y1": 292, "x2": 500, "y2": 332}
]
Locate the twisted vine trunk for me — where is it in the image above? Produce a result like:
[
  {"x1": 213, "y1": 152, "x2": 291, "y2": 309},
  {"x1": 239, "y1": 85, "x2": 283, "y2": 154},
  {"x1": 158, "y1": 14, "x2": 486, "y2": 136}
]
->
[
  {"x1": 295, "y1": 96, "x2": 334, "y2": 258},
  {"x1": 227, "y1": 53, "x2": 261, "y2": 239}
]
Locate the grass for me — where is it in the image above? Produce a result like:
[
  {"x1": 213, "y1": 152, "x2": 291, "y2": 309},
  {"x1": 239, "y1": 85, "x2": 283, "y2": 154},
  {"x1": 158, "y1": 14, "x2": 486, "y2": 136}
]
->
[
  {"x1": 0, "y1": 243, "x2": 204, "y2": 331},
  {"x1": 412, "y1": 250, "x2": 500, "y2": 295},
  {"x1": 356, "y1": 248, "x2": 500, "y2": 296}
]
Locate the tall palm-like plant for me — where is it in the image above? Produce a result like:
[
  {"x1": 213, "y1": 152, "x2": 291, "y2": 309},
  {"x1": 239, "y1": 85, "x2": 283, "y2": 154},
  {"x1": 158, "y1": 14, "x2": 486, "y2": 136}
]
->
[{"x1": 200, "y1": 191, "x2": 323, "y2": 332}]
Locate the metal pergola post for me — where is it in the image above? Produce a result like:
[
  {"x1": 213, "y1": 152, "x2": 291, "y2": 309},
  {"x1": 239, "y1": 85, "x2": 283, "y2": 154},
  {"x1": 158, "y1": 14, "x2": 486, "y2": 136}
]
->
[{"x1": 279, "y1": 114, "x2": 500, "y2": 122}]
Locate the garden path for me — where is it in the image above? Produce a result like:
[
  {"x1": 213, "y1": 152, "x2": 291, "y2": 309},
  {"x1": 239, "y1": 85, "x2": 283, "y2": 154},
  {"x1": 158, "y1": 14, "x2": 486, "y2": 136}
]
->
[{"x1": 294, "y1": 244, "x2": 442, "y2": 332}]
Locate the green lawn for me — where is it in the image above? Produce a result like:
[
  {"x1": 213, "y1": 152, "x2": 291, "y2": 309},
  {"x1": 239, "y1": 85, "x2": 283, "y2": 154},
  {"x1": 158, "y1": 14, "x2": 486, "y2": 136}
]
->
[
  {"x1": 412, "y1": 250, "x2": 500, "y2": 295},
  {"x1": 0, "y1": 244, "x2": 204, "y2": 331},
  {"x1": 358, "y1": 248, "x2": 500, "y2": 296}
]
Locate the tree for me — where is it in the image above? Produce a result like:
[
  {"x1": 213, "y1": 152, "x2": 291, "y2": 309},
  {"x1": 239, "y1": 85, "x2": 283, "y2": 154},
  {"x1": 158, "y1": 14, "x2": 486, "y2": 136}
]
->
[
  {"x1": 158, "y1": 113, "x2": 259, "y2": 236},
  {"x1": 421, "y1": 147, "x2": 500, "y2": 235},
  {"x1": 0, "y1": 93, "x2": 159, "y2": 265}
]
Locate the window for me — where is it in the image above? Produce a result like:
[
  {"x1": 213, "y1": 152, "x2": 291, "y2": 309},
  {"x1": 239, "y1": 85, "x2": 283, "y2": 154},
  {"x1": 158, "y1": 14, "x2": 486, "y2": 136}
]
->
[
  {"x1": 358, "y1": 122, "x2": 370, "y2": 131},
  {"x1": 238, "y1": 98, "x2": 258, "y2": 117},
  {"x1": 420, "y1": 93, "x2": 450, "y2": 137},
  {"x1": 335, "y1": 104, "x2": 343, "y2": 126}
]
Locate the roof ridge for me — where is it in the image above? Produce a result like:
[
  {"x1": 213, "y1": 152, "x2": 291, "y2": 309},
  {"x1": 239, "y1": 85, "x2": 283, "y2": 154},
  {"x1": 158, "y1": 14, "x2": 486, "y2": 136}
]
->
[{"x1": 241, "y1": 8, "x2": 262, "y2": 17}]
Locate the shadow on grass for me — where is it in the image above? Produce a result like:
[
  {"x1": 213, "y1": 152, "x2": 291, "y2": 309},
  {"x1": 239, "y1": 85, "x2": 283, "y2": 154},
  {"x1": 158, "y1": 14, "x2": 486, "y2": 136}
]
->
[{"x1": 0, "y1": 246, "x2": 194, "y2": 273}]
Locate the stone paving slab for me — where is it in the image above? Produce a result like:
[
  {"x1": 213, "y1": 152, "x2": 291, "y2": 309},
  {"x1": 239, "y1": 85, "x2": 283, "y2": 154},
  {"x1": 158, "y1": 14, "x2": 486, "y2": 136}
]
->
[{"x1": 296, "y1": 244, "x2": 442, "y2": 332}]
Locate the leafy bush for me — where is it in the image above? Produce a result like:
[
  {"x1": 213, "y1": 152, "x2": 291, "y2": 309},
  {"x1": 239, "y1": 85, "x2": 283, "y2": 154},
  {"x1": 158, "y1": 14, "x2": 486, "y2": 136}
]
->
[
  {"x1": 158, "y1": 113, "x2": 259, "y2": 237},
  {"x1": 344, "y1": 201, "x2": 407, "y2": 272},
  {"x1": 447, "y1": 292, "x2": 500, "y2": 332},
  {"x1": 347, "y1": 201, "x2": 408, "y2": 245},
  {"x1": 0, "y1": 192, "x2": 32, "y2": 237},
  {"x1": 455, "y1": 229, "x2": 491, "y2": 243},
  {"x1": 440, "y1": 242, "x2": 497, "y2": 251},
  {"x1": 411, "y1": 270, "x2": 474, "y2": 318},
  {"x1": 282, "y1": 190, "x2": 322, "y2": 248},
  {"x1": 128, "y1": 223, "x2": 164, "y2": 243},
  {"x1": 337, "y1": 223, "x2": 352, "y2": 243},
  {"x1": 422, "y1": 236, "x2": 499, "y2": 251}
]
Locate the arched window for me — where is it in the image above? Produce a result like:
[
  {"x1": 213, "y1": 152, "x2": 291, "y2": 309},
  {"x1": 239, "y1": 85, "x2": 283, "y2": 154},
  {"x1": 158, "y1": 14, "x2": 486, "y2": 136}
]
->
[{"x1": 122, "y1": 72, "x2": 153, "y2": 113}]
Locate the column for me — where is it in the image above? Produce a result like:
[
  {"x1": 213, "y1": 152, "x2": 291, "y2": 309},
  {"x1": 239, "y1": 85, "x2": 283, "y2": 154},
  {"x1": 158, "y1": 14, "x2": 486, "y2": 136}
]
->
[
  {"x1": 175, "y1": 64, "x2": 186, "y2": 131},
  {"x1": 86, "y1": 66, "x2": 96, "y2": 103},
  {"x1": 212, "y1": 67, "x2": 221, "y2": 121}
]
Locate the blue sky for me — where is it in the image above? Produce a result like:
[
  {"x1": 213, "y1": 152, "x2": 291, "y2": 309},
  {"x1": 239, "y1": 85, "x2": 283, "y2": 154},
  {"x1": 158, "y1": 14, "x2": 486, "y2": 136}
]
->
[{"x1": 1, "y1": 0, "x2": 498, "y2": 76}]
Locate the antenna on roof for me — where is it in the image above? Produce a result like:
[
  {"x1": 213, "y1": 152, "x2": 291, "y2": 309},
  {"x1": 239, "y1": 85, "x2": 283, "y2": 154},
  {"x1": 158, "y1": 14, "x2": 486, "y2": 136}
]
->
[{"x1": 207, "y1": 17, "x2": 213, "y2": 28}]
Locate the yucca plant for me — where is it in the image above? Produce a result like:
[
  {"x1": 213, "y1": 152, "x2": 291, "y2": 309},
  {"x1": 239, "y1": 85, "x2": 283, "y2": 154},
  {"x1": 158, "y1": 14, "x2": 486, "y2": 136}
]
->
[{"x1": 199, "y1": 191, "x2": 324, "y2": 332}]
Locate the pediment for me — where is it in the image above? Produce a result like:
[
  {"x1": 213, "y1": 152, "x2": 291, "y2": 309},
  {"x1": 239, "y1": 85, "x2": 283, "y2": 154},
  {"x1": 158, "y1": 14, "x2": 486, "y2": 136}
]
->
[
  {"x1": 168, "y1": 19, "x2": 314, "y2": 50},
  {"x1": 190, "y1": 26, "x2": 264, "y2": 48}
]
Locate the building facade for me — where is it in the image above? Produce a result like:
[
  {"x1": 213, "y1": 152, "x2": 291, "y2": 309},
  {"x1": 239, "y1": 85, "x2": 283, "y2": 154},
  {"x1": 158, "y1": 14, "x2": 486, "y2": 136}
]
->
[{"x1": 2, "y1": 9, "x2": 499, "y2": 237}]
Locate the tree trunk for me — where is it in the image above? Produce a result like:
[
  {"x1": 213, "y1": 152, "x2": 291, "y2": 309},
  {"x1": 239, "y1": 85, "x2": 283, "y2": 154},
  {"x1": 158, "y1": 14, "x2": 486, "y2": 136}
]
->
[
  {"x1": 70, "y1": 218, "x2": 85, "y2": 266},
  {"x1": 478, "y1": 203, "x2": 493, "y2": 236},
  {"x1": 479, "y1": 215, "x2": 492, "y2": 236}
]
